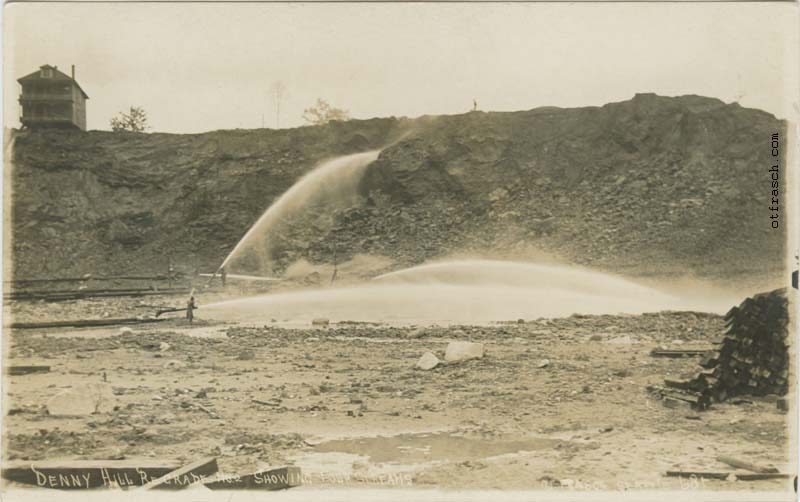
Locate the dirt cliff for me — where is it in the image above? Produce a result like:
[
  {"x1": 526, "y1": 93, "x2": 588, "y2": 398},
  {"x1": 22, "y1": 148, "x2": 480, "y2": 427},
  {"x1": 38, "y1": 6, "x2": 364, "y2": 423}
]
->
[{"x1": 6, "y1": 94, "x2": 786, "y2": 286}]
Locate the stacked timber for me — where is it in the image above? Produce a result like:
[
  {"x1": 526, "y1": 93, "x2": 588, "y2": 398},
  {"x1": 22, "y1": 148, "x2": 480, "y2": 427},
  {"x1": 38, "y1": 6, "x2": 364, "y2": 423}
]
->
[{"x1": 652, "y1": 288, "x2": 790, "y2": 409}]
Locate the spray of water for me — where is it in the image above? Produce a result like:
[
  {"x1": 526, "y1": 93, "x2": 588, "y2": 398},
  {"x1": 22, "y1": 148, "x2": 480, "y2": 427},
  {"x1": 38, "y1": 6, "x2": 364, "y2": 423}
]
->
[
  {"x1": 203, "y1": 259, "x2": 718, "y2": 324},
  {"x1": 219, "y1": 150, "x2": 381, "y2": 274},
  {"x1": 374, "y1": 260, "x2": 660, "y2": 299}
]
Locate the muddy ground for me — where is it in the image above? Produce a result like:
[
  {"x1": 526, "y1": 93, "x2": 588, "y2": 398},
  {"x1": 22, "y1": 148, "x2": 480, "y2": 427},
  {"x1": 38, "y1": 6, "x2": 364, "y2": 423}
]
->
[{"x1": 2, "y1": 297, "x2": 792, "y2": 492}]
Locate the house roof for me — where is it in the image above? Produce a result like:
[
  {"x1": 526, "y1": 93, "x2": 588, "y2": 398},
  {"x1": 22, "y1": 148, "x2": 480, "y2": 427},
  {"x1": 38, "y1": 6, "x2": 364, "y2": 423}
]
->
[{"x1": 18, "y1": 65, "x2": 89, "y2": 99}]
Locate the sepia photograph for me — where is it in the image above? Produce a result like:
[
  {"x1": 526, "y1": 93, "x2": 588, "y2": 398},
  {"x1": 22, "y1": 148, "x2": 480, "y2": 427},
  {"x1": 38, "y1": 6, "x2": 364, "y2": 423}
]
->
[{"x1": 1, "y1": 1, "x2": 798, "y2": 500}]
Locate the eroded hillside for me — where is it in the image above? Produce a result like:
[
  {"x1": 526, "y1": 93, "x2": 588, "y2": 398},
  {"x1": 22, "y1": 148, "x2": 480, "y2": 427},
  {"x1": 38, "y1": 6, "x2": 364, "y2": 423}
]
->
[{"x1": 6, "y1": 94, "x2": 786, "y2": 286}]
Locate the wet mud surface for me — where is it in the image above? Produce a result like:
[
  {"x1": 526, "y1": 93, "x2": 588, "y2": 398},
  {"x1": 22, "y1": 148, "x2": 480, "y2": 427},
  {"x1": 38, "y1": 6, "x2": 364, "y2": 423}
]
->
[{"x1": 2, "y1": 300, "x2": 792, "y2": 491}]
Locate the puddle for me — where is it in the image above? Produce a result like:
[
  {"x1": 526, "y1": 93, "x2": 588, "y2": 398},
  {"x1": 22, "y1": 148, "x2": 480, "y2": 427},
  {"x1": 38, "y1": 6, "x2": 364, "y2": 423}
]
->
[{"x1": 312, "y1": 432, "x2": 562, "y2": 464}]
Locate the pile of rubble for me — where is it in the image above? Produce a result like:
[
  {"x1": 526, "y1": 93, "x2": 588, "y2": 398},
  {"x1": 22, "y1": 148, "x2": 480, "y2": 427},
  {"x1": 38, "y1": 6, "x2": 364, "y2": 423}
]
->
[{"x1": 652, "y1": 288, "x2": 790, "y2": 410}]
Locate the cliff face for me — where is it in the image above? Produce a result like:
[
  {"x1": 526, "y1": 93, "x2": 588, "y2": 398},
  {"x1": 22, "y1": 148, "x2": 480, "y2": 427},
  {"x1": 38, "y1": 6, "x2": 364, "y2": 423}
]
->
[
  {"x1": 7, "y1": 118, "x2": 405, "y2": 277},
  {"x1": 7, "y1": 94, "x2": 786, "y2": 285}
]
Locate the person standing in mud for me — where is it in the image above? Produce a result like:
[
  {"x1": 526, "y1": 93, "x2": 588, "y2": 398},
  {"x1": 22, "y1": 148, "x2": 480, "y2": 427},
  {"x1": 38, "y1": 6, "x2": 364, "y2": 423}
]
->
[{"x1": 186, "y1": 295, "x2": 197, "y2": 323}]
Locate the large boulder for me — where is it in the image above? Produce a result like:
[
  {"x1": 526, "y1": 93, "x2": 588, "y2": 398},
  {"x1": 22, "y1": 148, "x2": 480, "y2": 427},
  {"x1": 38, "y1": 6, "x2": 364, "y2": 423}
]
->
[
  {"x1": 415, "y1": 352, "x2": 440, "y2": 370},
  {"x1": 444, "y1": 341, "x2": 485, "y2": 363}
]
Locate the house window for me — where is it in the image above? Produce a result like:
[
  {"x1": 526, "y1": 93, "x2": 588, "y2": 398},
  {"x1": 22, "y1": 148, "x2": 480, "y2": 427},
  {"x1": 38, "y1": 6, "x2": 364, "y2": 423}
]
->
[{"x1": 41, "y1": 68, "x2": 53, "y2": 78}]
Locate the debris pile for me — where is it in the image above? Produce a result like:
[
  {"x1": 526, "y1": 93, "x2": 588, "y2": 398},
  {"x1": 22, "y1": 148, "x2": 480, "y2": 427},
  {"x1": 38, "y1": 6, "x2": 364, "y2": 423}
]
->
[{"x1": 652, "y1": 289, "x2": 789, "y2": 410}]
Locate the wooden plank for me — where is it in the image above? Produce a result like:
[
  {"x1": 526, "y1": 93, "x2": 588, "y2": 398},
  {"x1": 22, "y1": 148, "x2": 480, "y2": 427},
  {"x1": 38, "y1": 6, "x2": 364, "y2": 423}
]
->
[
  {"x1": 6, "y1": 275, "x2": 178, "y2": 284},
  {"x1": 716, "y1": 455, "x2": 779, "y2": 474},
  {"x1": 4, "y1": 277, "x2": 99, "y2": 284},
  {"x1": 139, "y1": 457, "x2": 218, "y2": 490},
  {"x1": 650, "y1": 349, "x2": 712, "y2": 358},
  {"x1": 6, "y1": 365, "x2": 50, "y2": 375},
  {"x1": 204, "y1": 466, "x2": 302, "y2": 490},
  {"x1": 9, "y1": 287, "x2": 185, "y2": 296},
  {"x1": 8, "y1": 318, "x2": 168, "y2": 329},
  {"x1": 156, "y1": 307, "x2": 189, "y2": 317},
  {"x1": 666, "y1": 470, "x2": 790, "y2": 481},
  {"x1": 8, "y1": 289, "x2": 191, "y2": 302},
  {"x1": 2, "y1": 460, "x2": 182, "y2": 489},
  {"x1": 664, "y1": 379, "x2": 692, "y2": 391}
]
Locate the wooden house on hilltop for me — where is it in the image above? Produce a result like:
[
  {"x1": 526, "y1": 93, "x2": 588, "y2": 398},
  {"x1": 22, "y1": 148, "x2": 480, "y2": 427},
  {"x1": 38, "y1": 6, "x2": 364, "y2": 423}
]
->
[{"x1": 18, "y1": 64, "x2": 88, "y2": 131}]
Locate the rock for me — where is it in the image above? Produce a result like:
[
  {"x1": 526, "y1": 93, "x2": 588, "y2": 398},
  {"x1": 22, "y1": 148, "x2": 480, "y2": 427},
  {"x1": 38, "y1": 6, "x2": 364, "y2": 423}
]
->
[
  {"x1": 119, "y1": 327, "x2": 133, "y2": 335},
  {"x1": 535, "y1": 359, "x2": 550, "y2": 368},
  {"x1": 46, "y1": 384, "x2": 115, "y2": 416},
  {"x1": 311, "y1": 318, "x2": 330, "y2": 327},
  {"x1": 530, "y1": 216, "x2": 556, "y2": 235},
  {"x1": 236, "y1": 350, "x2": 255, "y2": 361},
  {"x1": 606, "y1": 335, "x2": 634, "y2": 344},
  {"x1": 662, "y1": 397, "x2": 688, "y2": 409},
  {"x1": 304, "y1": 272, "x2": 322, "y2": 285},
  {"x1": 106, "y1": 219, "x2": 142, "y2": 245},
  {"x1": 488, "y1": 187, "x2": 508, "y2": 202},
  {"x1": 157, "y1": 413, "x2": 176, "y2": 424},
  {"x1": 517, "y1": 319, "x2": 525, "y2": 324},
  {"x1": 444, "y1": 341, "x2": 485, "y2": 363},
  {"x1": 415, "y1": 352, "x2": 440, "y2": 370},
  {"x1": 159, "y1": 342, "x2": 171, "y2": 352},
  {"x1": 589, "y1": 334, "x2": 603, "y2": 341},
  {"x1": 164, "y1": 360, "x2": 186, "y2": 369},
  {"x1": 407, "y1": 328, "x2": 426, "y2": 339}
]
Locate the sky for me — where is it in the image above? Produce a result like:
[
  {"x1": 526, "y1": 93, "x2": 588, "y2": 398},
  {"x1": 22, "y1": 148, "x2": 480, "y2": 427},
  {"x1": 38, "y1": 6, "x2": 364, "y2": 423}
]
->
[{"x1": 3, "y1": 2, "x2": 798, "y2": 133}]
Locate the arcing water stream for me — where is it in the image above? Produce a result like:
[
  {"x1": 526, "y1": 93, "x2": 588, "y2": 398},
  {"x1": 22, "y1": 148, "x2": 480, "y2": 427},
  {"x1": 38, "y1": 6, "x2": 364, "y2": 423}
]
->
[
  {"x1": 218, "y1": 150, "x2": 381, "y2": 274},
  {"x1": 207, "y1": 150, "x2": 734, "y2": 324}
]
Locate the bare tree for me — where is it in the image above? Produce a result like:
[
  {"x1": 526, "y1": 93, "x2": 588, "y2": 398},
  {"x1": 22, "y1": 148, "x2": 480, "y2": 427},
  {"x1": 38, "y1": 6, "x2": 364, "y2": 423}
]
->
[
  {"x1": 269, "y1": 81, "x2": 288, "y2": 128},
  {"x1": 110, "y1": 107, "x2": 149, "y2": 132},
  {"x1": 302, "y1": 99, "x2": 350, "y2": 126}
]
